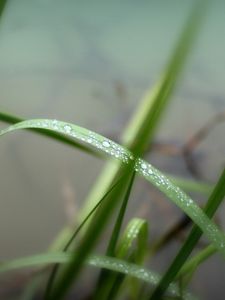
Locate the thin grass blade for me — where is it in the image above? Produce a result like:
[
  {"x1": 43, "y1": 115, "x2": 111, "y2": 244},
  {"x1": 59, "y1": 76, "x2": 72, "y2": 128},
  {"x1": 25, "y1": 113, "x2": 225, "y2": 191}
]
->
[
  {"x1": 150, "y1": 167, "x2": 225, "y2": 299},
  {"x1": 105, "y1": 172, "x2": 136, "y2": 257},
  {"x1": 93, "y1": 172, "x2": 136, "y2": 298},
  {"x1": 177, "y1": 244, "x2": 216, "y2": 279},
  {"x1": 94, "y1": 218, "x2": 148, "y2": 300},
  {"x1": 46, "y1": 163, "x2": 134, "y2": 299},
  {"x1": 44, "y1": 176, "x2": 125, "y2": 299}
]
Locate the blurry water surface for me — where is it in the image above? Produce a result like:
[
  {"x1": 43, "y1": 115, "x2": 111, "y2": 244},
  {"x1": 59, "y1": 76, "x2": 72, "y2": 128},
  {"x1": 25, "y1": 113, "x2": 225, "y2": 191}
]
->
[{"x1": 0, "y1": 1, "x2": 224, "y2": 299}]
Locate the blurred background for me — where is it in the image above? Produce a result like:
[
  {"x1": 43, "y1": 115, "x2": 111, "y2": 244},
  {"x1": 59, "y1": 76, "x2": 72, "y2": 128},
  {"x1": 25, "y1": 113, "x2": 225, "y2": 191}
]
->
[{"x1": 0, "y1": 0, "x2": 224, "y2": 299}]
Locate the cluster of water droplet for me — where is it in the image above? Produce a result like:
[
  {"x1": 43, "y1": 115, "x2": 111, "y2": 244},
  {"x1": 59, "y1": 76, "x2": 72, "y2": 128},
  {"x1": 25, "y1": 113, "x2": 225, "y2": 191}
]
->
[
  {"x1": 89, "y1": 255, "x2": 158, "y2": 284},
  {"x1": 88, "y1": 255, "x2": 185, "y2": 297},
  {"x1": 28, "y1": 119, "x2": 134, "y2": 164},
  {"x1": 86, "y1": 131, "x2": 134, "y2": 163},
  {"x1": 135, "y1": 159, "x2": 153, "y2": 176},
  {"x1": 126, "y1": 224, "x2": 140, "y2": 240}
]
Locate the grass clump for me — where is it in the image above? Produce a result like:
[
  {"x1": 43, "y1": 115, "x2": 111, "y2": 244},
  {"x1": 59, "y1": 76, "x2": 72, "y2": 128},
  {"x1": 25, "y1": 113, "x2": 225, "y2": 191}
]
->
[{"x1": 0, "y1": 0, "x2": 224, "y2": 300}]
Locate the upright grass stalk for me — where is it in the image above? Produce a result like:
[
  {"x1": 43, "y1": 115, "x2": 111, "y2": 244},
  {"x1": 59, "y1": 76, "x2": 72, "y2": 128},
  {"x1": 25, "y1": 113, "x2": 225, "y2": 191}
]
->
[
  {"x1": 150, "y1": 167, "x2": 225, "y2": 299},
  {"x1": 105, "y1": 172, "x2": 136, "y2": 257}
]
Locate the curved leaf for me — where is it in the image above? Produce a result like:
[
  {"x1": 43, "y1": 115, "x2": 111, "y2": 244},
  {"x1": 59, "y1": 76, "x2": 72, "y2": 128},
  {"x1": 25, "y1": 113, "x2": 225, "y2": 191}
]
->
[
  {"x1": 0, "y1": 119, "x2": 225, "y2": 258},
  {"x1": 0, "y1": 252, "x2": 194, "y2": 300},
  {"x1": 117, "y1": 218, "x2": 148, "y2": 262}
]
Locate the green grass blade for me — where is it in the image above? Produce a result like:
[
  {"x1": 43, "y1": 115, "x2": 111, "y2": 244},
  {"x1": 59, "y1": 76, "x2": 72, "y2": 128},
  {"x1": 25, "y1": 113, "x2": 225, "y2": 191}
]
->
[
  {"x1": 0, "y1": 252, "x2": 194, "y2": 300},
  {"x1": 49, "y1": 167, "x2": 134, "y2": 299},
  {"x1": 95, "y1": 218, "x2": 148, "y2": 300},
  {"x1": 93, "y1": 172, "x2": 136, "y2": 298},
  {"x1": 0, "y1": 120, "x2": 225, "y2": 256},
  {"x1": 120, "y1": 0, "x2": 207, "y2": 155},
  {"x1": 0, "y1": 111, "x2": 100, "y2": 157},
  {"x1": 0, "y1": 0, "x2": 7, "y2": 18},
  {"x1": 44, "y1": 176, "x2": 124, "y2": 299},
  {"x1": 177, "y1": 245, "x2": 216, "y2": 279},
  {"x1": 109, "y1": 218, "x2": 149, "y2": 300},
  {"x1": 20, "y1": 276, "x2": 44, "y2": 300},
  {"x1": 168, "y1": 175, "x2": 212, "y2": 195},
  {"x1": 150, "y1": 167, "x2": 225, "y2": 299},
  {"x1": 116, "y1": 218, "x2": 148, "y2": 262},
  {"x1": 105, "y1": 172, "x2": 136, "y2": 257}
]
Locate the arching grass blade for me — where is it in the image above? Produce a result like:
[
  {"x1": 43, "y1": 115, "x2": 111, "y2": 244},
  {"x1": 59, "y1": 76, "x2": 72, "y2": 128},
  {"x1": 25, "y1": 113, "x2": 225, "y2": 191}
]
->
[
  {"x1": 1, "y1": 120, "x2": 225, "y2": 258},
  {"x1": 150, "y1": 167, "x2": 225, "y2": 299},
  {"x1": 0, "y1": 252, "x2": 194, "y2": 300}
]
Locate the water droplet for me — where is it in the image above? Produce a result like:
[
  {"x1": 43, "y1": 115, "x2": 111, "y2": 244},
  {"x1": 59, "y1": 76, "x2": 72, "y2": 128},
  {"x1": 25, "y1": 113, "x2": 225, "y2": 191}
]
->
[
  {"x1": 102, "y1": 140, "x2": 111, "y2": 148},
  {"x1": 87, "y1": 138, "x2": 93, "y2": 144},
  {"x1": 186, "y1": 199, "x2": 193, "y2": 207},
  {"x1": 41, "y1": 121, "x2": 49, "y2": 128},
  {"x1": 64, "y1": 124, "x2": 72, "y2": 133},
  {"x1": 52, "y1": 120, "x2": 59, "y2": 128},
  {"x1": 148, "y1": 168, "x2": 153, "y2": 175},
  {"x1": 141, "y1": 162, "x2": 147, "y2": 170}
]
